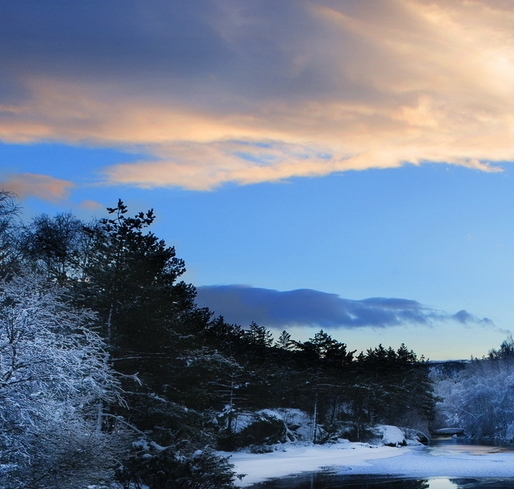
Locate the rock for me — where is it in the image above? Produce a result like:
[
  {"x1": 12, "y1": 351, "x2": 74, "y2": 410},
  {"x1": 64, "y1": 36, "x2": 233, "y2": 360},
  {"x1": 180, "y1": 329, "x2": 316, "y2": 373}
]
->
[
  {"x1": 370, "y1": 425, "x2": 406, "y2": 447},
  {"x1": 217, "y1": 409, "x2": 287, "y2": 450},
  {"x1": 217, "y1": 408, "x2": 325, "y2": 450},
  {"x1": 432, "y1": 427, "x2": 465, "y2": 437}
]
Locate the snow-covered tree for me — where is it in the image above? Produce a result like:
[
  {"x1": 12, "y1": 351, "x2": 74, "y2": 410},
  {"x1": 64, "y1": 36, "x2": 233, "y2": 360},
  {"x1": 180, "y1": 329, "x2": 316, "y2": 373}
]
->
[
  {"x1": 434, "y1": 338, "x2": 514, "y2": 440},
  {"x1": 0, "y1": 191, "x2": 21, "y2": 274},
  {"x1": 0, "y1": 272, "x2": 125, "y2": 488}
]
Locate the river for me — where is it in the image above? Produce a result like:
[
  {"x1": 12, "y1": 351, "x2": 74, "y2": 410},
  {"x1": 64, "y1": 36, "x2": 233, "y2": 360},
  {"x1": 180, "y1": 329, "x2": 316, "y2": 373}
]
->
[
  {"x1": 246, "y1": 440, "x2": 514, "y2": 488},
  {"x1": 247, "y1": 473, "x2": 514, "y2": 488}
]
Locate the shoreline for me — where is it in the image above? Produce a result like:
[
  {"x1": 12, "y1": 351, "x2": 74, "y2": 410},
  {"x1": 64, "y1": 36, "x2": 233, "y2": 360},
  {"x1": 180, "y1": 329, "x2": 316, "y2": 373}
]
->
[
  {"x1": 223, "y1": 441, "x2": 409, "y2": 487},
  {"x1": 223, "y1": 441, "x2": 514, "y2": 487}
]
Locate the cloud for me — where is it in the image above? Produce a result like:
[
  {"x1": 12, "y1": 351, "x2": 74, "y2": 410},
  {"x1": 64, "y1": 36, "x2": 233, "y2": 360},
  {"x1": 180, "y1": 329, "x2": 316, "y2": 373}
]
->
[
  {"x1": 0, "y1": 1, "x2": 513, "y2": 189},
  {"x1": 195, "y1": 284, "x2": 493, "y2": 330},
  {"x1": 0, "y1": 173, "x2": 75, "y2": 201},
  {"x1": 79, "y1": 199, "x2": 104, "y2": 210}
]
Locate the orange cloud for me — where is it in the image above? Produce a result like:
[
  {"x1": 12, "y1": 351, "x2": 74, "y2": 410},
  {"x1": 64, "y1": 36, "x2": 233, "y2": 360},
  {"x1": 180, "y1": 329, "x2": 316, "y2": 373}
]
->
[
  {"x1": 0, "y1": 173, "x2": 75, "y2": 202},
  {"x1": 0, "y1": 0, "x2": 513, "y2": 189}
]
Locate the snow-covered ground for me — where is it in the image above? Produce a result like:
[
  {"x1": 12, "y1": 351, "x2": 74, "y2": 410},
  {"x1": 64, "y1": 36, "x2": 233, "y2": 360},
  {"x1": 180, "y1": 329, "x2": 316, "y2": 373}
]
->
[{"x1": 226, "y1": 441, "x2": 514, "y2": 487}]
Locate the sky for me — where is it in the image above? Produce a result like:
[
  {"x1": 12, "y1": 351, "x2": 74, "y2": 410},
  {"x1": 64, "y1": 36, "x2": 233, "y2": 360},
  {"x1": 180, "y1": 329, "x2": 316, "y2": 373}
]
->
[{"x1": 1, "y1": 0, "x2": 514, "y2": 360}]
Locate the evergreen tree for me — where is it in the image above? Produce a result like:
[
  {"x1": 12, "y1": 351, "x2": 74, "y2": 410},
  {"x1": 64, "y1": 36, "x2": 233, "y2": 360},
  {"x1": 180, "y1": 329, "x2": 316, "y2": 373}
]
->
[
  {"x1": 275, "y1": 330, "x2": 292, "y2": 350},
  {"x1": 79, "y1": 200, "x2": 199, "y2": 362},
  {"x1": 76, "y1": 201, "x2": 237, "y2": 485},
  {"x1": 245, "y1": 321, "x2": 274, "y2": 349},
  {"x1": 291, "y1": 331, "x2": 355, "y2": 441},
  {"x1": 353, "y1": 344, "x2": 435, "y2": 432}
]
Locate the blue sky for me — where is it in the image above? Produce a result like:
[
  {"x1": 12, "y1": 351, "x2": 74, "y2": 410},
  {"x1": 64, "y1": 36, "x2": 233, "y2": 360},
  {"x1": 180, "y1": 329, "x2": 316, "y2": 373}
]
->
[{"x1": 2, "y1": 0, "x2": 514, "y2": 359}]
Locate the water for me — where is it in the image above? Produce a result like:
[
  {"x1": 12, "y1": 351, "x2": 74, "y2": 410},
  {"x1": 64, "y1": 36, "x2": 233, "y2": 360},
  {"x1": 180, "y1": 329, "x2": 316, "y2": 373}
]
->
[
  {"x1": 430, "y1": 438, "x2": 514, "y2": 454},
  {"x1": 249, "y1": 475, "x2": 514, "y2": 488},
  {"x1": 247, "y1": 441, "x2": 514, "y2": 489}
]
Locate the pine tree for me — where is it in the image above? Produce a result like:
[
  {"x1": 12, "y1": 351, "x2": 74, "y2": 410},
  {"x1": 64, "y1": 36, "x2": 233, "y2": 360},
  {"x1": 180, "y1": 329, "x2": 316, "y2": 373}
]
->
[{"x1": 79, "y1": 200, "x2": 197, "y2": 360}]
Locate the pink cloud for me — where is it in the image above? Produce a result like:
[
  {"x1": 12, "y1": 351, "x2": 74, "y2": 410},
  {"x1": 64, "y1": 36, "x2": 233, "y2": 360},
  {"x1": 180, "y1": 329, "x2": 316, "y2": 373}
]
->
[
  {"x1": 0, "y1": 1, "x2": 512, "y2": 190},
  {"x1": 79, "y1": 199, "x2": 104, "y2": 210},
  {"x1": 0, "y1": 173, "x2": 75, "y2": 202}
]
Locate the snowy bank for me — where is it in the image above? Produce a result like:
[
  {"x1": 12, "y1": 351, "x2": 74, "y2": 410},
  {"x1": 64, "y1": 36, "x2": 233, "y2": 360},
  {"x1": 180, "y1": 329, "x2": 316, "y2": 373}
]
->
[
  {"x1": 224, "y1": 441, "x2": 405, "y2": 487},
  {"x1": 225, "y1": 442, "x2": 514, "y2": 487}
]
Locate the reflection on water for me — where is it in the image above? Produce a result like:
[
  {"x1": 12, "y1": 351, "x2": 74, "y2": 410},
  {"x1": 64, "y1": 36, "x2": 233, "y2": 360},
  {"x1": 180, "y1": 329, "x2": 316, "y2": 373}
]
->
[
  {"x1": 429, "y1": 439, "x2": 514, "y2": 456},
  {"x1": 248, "y1": 472, "x2": 429, "y2": 488},
  {"x1": 249, "y1": 474, "x2": 514, "y2": 489}
]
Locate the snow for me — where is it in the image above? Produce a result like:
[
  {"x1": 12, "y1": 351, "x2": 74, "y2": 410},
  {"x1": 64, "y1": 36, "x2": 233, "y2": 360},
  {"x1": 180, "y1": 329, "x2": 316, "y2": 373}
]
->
[
  {"x1": 258, "y1": 409, "x2": 283, "y2": 420},
  {"x1": 371, "y1": 425, "x2": 405, "y2": 446},
  {"x1": 224, "y1": 442, "x2": 404, "y2": 486},
  {"x1": 225, "y1": 442, "x2": 514, "y2": 487},
  {"x1": 273, "y1": 408, "x2": 313, "y2": 441},
  {"x1": 342, "y1": 445, "x2": 514, "y2": 478},
  {"x1": 219, "y1": 408, "x2": 315, "y2": 443}
]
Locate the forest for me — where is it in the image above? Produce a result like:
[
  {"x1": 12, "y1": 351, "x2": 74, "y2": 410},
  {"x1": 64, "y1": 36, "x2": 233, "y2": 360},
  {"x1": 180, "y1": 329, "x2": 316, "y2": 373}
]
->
[{"x1": 0, "y1": 191, "x2": 512, "y2": 489}]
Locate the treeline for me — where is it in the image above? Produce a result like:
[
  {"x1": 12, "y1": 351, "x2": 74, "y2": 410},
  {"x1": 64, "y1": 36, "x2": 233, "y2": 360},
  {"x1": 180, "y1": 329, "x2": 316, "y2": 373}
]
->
[{"x1": 0, "y1": 193, "x2": 436, "y2": 489}]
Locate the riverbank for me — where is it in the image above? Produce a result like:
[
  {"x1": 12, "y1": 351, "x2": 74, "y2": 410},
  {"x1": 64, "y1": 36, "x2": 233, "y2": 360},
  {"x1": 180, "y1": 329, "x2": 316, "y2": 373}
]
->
[
  {"x1": 224, "y1": 441, "x2": 514, "y2": 487},
  {"x1": 223, "y1": 441, "x2": 406, "y2": 486}
]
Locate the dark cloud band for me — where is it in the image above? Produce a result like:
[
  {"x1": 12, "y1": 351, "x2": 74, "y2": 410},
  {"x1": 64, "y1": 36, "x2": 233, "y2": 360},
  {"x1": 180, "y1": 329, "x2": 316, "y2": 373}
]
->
[{"x1": 195, "y1": 285, "x2": 493, "y2": 329}]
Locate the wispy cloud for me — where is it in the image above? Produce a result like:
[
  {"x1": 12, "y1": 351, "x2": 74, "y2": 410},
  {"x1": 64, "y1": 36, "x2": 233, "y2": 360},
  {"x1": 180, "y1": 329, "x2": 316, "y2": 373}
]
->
[
  {"x1": 0, "y1": 173, "x2": 75, "y2": 201},
  {"x1": 79, "y1": 199, "x2": 104, "y2": 210},
  {"x1": 195, "y1": 284, "x2": 494, "y2": 330},
  {"x1": 0, "y1": 1, "x2": 513, "y2": 189}
]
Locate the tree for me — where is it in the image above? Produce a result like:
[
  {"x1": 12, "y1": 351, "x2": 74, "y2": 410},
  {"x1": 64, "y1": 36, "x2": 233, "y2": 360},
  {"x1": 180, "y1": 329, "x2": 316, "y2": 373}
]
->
[
  {"x1": 69, "y1": 202, "x2": 240, "y2": 486},
  {"x1": 0, "y1": 271, "x2": 125, "y2": 488},
  {"x1": 435, "y1": 337, "x2": 514, "y2": 441},
  {"x1": 352, "y1": 344, "x2": 434, "y2": 433},
  {"x1": 79, "y1": 200, "x2": 196, "y2": 355},
  {"x1": 291, "y1": 331, "x2": 355, "y2": 442},
  {"x1": 275, "y1": 330, "x2": 292, "y2": 350},
  {"x1": 75, "y1": 199, "x2": 209, "y2": 405},
  {"x1": 243, "y1": 322, "x2": 274, "y2": 350},
  {"x1": 0, "y1": 190, "x2": 21, "y2": 274},
  {"x1": 20, "y1": 212, "x2": 91, "y2": 283},
  {"x1": 489, "y1": 335, "x2": 514, "y2": 362}
]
